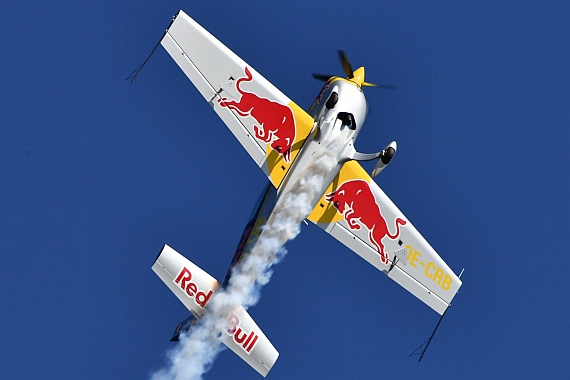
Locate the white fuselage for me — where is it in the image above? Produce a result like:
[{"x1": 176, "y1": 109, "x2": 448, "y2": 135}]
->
[{"x1": 275, "y1": 79, "x2": 368, "y2": 215}]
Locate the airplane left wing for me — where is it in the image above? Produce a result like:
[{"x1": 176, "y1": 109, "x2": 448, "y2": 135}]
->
[
  {"x1": 308, "y1": 161, "x2": 462, "y2": 315},
  {"x1": 161, "y1": 10, "x2": 315, "y2": 188}
]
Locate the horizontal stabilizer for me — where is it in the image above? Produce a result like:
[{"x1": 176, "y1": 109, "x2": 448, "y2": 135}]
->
[
  {"x1": 152, "y1": 245, "x2": 279, "y2": 376},
  {"x1": 152, "y1": 245, "x2": 219, "y2": 318}
]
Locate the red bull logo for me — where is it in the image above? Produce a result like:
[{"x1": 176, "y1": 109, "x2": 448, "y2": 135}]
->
[
  {"x1": 218, "y1": 67, "x2": 296, "y2": 162},
  {"x1": 174, "y1": 267, "x2": 214, "y2": 308},
  {"x1": 325, "y1": 179, "x2": 406, "y2": 264},
  {"x1": 225, "y1": 312, "x2": 259, "y2": 354}
]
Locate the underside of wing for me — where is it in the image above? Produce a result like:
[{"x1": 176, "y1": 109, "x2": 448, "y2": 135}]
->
[
  {"x1": 161, "y1": 10, "x2": 314, "y2": 188},
  {"x1": 308, "y1": 161, "x2": 462, "y2": 314}
]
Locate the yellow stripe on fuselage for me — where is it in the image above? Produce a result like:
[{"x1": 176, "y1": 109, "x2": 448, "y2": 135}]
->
[{"x1": 307, "y1": 161, "x2": 371, "y2": 224}]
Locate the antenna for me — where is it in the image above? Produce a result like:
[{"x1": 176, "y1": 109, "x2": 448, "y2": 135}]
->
[
  {"x1": 125, "y1": 14, "x2": 178, "y2": 83},
  {"x1": 409, "y1": 308, "x2": 449, "y2": 362},
  {"x1": 125, "y1": 37, "x2": 164, "y2": 83}
]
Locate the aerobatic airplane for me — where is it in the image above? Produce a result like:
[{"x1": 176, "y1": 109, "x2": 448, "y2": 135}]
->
[{"x1": 147, "y1": 10, "x2": 462, "y2": 377}]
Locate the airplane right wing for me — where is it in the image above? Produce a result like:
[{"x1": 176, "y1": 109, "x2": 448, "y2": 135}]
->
[
  {"x1": 152, "y1": 245, "x2": 279, "y2": 377},
  {"x1": 160, "y1": 10, "x2": 315, "y2": 188},
  {"x1": 307, "y1": 161, "x2": 462, "y2": 315}
]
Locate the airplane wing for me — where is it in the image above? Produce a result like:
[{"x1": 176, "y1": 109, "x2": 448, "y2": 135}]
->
[
  {"x1": 152, "y1": 245, "x2": 279, "y2": 377},
  {"x1": 160, "y1": 10, "x2": 315, "y2": 188},
  {"x1": 307, "y1": 161, "x2": 462, "y2": 315}
]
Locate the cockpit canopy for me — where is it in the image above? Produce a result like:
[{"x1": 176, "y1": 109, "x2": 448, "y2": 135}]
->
[{"x1": 310, "y1": 79, "x2": 367, "y2": 137}]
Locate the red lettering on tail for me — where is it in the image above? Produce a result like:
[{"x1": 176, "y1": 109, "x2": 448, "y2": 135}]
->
[
  {"x1": 173, "y1": 267, "x2": 214, "y2": 308},
  {"x1": 225, "y1": 312, "x2": 259, "y2": 354}
]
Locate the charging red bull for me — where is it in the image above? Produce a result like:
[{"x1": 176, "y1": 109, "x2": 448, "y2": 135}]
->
[
  {"x1": 218, "y1": 67, "x2": 296, "y2": 162},
  {"x1": 325, "y1": 179, "x2": 406, "y2": 264}
]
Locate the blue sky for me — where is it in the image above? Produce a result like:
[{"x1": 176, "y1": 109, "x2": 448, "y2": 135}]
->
[{"x1": 1, "y1": 1, "x2": 569, "y2": 379}]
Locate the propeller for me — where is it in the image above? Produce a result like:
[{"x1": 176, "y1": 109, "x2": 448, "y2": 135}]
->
[
  {"x1": 312, "y1": 50, "x2": 396, "y2": 89},
  {"x1": 339, "y1": 50, "x2": 354, "y2": 78},
  {"x1": 312, "y1": 73, "x2": 334, "y2": 82}
]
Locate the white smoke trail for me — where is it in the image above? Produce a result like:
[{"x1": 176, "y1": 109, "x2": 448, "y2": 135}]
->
[{"x1": 152, "y1": 135, "x2": 341, "y2": 380}]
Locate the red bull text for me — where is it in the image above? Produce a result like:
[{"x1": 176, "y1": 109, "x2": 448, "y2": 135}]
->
[
  {"x1": 218, "y1": 67, "x2": 296, "y2": 162},
  {"x1": 225, "y1": 312, "x2": 259, "y2": 354},
  {"x1": 174, "y1": 267, "x2": 214, "y2": 308},
  {"x1": 326, "y1": 179, "x2": 406, "y2": 264}
]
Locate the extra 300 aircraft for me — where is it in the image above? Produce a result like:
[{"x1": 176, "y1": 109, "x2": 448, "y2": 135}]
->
[{"x1": 144, "y1": 10, "x2": 462, "y2": 377}]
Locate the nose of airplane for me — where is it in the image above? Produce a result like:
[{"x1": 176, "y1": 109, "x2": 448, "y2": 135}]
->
[{"x1": 351, "y1": 66, "x2": 366, "y2": 87}]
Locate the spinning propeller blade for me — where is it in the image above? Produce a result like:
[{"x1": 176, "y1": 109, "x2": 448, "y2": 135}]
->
[{"x1": 311, "y1": 50, "x2": 396, "y2": 90}]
